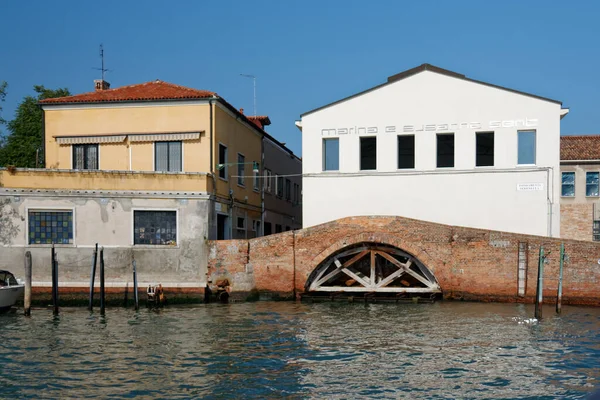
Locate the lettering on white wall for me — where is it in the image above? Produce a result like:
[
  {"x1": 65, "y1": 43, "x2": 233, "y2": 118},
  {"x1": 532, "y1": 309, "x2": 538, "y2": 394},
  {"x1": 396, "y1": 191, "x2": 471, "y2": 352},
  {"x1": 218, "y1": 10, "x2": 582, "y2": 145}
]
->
[
  {"x1": 320, "y1": 118, "x2": 539, "y2": 136},
  {"x1": 516, "y1": 183, "x2": 544, "y2": 191}
]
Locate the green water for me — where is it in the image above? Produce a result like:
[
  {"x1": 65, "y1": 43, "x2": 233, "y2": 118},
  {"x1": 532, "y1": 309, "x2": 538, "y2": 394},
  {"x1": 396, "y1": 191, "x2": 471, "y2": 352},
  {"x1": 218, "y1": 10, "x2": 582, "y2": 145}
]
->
[{"x1": 1, "y1": 302, "x2": 599, "y2": 399}]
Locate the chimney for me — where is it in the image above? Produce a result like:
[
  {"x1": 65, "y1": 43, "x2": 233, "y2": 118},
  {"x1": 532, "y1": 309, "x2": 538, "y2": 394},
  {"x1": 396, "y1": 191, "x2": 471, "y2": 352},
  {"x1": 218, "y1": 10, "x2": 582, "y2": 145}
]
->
[
  {"x1": 94, "y1": 79, "x2": 110, "y2": 91},
  {"x1": 239, "y1": 108, "x2": 244, "y2": 115}
]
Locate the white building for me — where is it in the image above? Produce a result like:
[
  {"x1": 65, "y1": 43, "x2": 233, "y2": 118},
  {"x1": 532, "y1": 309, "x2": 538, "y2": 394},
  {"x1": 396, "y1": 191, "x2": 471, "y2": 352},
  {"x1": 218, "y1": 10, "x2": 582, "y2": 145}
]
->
[{"x1": 298, "y1": 64, "x2": 569, "y2": 237}]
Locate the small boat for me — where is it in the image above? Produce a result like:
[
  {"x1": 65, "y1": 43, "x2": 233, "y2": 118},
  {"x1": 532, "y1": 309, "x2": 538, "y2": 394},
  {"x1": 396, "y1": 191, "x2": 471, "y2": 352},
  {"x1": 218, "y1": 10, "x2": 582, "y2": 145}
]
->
[{"x1": 0, "y1": 270, "x2": 25, "y2": 313}]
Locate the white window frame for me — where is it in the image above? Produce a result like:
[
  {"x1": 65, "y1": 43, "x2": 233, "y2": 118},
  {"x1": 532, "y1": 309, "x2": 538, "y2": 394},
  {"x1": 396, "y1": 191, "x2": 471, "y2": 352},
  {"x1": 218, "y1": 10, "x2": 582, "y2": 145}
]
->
[
  {"x1": 131, "y1": 208, "x2": 179, "y2": 247},
  {"x1": 586, "y1": 171, "x2": 599, "y2": 198},
  {"x1": 218, "y1": 142, "x2": 228, "y2": 181},
  {"x1": 237, "y1": 153, "x2": 245, "y2": 187},
  {"x1": 253, "y1": 162, "x2": 260, "y2": 192},
  {"x1": 323, "y1": 137, "x2": 340, "y2": 171},
  {"x1": 264, "y1": 169, "x2": 272, "y2": 193},
  {"x1": 517, "y1": 130, "x2": 536, "y2": 166},
  {"x1": 26, "y1": 207, "x2": 76, "y2": 247},
  {"x1": 236, "y1": 216, "x2": 246, "y2": 230},
  {"x1": 561, "y1": 171, "x2": 575, "y2": 198}
]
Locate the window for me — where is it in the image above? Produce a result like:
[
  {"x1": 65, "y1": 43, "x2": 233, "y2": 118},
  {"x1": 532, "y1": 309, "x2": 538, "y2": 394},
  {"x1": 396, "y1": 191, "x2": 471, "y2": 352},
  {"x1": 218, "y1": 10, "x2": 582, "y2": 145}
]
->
[
  {"x1": 437, "y1": 134, "x2": 454, "y2": 168},
  {"x1": 237, "y1": 154, "x2": 245, "y2": 186},
  {"x1": 264, "y1": 222, "x2": 272, "y2": 235},
  {"x1": 155, "y1": 141, "x2": 182, "y2": 172},
  {"x1": 253, "y1": 164, "x2": 260, "y2": 191},
  {"x1": 476, "y1": 132, "x2": 494, "y2": 167},
  {"x1": 236, "y1": 216, "x2": 246, "y2": 230},
  {"x1": 293, "y1": 183, "x2": 300, "y2": 205},
  {"x1": 73, "y1": 144, "x2": 98, "y2": 170},
  {"x1": 253, "y1": 220, "x2": 261, "y2": 233},
  {"x1": 586, "y1": 172, "x2": 599, "y2": 196},
  {"x1": 594, "y1": 221, "x2": 600, "y2": 242},
  {"x1": 360, "y1": 137, "x2": 377, "y2": 170},
  {"x1": 323, "y1": 138, "x2": 339, "y2": 171},
  {"x1": 133, "y1": 210, "x2": 176, "y2": 245},
  {"x1": 28, "y1": 210, "x2": 73, "y2": 245},
  {"x1": 518, "y1": 130, "x2": 536, "y2": 165},
  {"x1": 275, "y1": 224, "x2": 282, "y2": 233},
  {"x1": 397, "y1": 135, "x2": 415, "y2": 169},
  {"x1": 264, "y1": 169, "x2": 272, "y2": 192},
  {"x1": 561, "y1": 172, "x2": 575, "y2": 197},
  {"x1": 218, "y1": 144, "x2": 228, "y2": 179},
  {"x1": 277, "y1": 175, "x2": 283, "y2": 197},
  {"x1": 285, "y1": 178, "x2": 291, "y2": 201}
]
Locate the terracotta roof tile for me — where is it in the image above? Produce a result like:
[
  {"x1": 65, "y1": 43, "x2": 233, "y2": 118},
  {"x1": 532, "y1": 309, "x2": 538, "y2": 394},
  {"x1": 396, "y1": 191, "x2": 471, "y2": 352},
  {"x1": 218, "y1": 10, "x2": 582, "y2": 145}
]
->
[
  {"x1": 39, "y1": 80, "x2": 215, "y2": 104},
  {"x1": 561, "y1": 135, "x2": 600, "y2": 161},
  {"x1": 246, "y1": 115, "x2": 271, "y2": 129}
]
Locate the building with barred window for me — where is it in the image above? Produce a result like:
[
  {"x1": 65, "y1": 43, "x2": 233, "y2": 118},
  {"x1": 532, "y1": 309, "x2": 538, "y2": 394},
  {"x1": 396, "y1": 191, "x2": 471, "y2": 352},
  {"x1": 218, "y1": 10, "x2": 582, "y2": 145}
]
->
[
  {"x1": 560, "y1": 135, "x2": 600, "y2": 241},
  {"x1": 297, "y1": 64, "x2": 569, "y2": 237},
  {"x1": 0, "y1": 79, "x2": 300, "y2": 297}
]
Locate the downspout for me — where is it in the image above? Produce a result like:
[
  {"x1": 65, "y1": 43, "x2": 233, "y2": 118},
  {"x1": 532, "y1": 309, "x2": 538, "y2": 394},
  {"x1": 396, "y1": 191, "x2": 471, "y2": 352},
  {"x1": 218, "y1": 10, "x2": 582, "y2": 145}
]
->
[
  {"x1": 261, "y1": 137, "x2": 265, "y2": 237},
  {"x1": 41, "y1": 108, "x2": 46, "y2": 168},
  {"x1": 547, "y1": 167, "x2": 553, "y2": 237},
  {"x1": 293, "y1": 229, "x2": 297, "y2": 300},
  {"x1": 209, "y1": 98, "x2": 217, "y2": 239}
]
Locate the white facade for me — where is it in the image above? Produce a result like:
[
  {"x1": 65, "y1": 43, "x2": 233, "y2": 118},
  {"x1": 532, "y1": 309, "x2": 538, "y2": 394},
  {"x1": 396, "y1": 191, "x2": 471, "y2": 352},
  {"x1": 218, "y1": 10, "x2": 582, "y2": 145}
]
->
[{"x1": 300, "y1": 65, "x2": 568, "y2": 237}]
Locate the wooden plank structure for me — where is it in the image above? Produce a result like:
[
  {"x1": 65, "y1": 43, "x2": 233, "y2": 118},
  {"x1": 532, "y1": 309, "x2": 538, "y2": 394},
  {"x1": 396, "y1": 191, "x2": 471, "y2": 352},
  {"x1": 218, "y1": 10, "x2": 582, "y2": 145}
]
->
[{"x1": 306, "y1": 244, "x2": 441, "y2": 294}]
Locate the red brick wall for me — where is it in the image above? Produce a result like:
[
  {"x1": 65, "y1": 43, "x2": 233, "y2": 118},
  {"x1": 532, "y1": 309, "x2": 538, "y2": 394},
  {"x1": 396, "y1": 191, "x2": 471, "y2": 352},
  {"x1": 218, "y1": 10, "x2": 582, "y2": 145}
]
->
[
  {"x1": 561, "y1": 203, "x2": 593, "y2": 241},
  {"x1": 208, "y1": 216, "x2": 600, "y2": 305}
]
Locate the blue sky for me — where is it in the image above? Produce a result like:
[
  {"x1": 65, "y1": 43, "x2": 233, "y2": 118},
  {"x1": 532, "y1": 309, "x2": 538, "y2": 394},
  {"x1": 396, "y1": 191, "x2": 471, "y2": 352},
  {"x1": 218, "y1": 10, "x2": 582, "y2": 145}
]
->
[{"x1": 1, "y1": 0, "x2": 599, "y2": 156}]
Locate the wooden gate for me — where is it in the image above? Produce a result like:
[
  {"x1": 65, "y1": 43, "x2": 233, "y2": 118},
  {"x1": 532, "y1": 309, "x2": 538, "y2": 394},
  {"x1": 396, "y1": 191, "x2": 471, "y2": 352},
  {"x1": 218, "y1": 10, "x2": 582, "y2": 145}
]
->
[{"x1": 305, "y1": 243, "x2": 441, "y2": 294}]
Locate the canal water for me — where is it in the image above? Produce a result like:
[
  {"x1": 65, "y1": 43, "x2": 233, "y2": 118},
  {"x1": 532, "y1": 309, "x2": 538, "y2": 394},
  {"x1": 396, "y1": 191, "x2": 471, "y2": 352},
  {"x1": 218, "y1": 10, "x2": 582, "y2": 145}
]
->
[{"x1": 1, "y1": 302, "x2": 599, "y2": 399}]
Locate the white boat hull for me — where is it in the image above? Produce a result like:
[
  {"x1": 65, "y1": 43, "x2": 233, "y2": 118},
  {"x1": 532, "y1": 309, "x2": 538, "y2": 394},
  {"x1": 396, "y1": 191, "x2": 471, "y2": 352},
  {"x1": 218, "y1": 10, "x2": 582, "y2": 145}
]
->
[{"x1": 0, "y1": 285, "x2": 24, "y2": 312}]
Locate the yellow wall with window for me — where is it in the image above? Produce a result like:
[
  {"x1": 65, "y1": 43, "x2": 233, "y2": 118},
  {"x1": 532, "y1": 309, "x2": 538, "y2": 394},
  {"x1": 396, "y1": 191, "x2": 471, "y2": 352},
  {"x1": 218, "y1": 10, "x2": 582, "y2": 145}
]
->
[
  {"x1": 44, "y1": 103, "x2": 212, "y2": 172},
  {"x1": 213, "y1": 105, "x2": 262, "y2": 210}
]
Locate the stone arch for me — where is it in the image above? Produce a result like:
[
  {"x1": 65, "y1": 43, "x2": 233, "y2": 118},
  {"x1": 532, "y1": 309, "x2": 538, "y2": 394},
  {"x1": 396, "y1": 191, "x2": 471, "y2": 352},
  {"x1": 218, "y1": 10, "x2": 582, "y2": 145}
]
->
[{"x1": 304, "y1": 235, "x2": 442, "y2": 295}]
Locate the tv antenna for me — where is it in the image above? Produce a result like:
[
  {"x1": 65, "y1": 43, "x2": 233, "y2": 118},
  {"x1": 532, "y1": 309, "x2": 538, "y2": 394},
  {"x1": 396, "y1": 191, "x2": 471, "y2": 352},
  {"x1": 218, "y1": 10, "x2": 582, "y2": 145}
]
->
[
  {"x1": 93, "y1": 44, "x2": 111, "y2": 80},
  {"x1": 240, "y1": 73, "x2": 256, "y2": 116}
]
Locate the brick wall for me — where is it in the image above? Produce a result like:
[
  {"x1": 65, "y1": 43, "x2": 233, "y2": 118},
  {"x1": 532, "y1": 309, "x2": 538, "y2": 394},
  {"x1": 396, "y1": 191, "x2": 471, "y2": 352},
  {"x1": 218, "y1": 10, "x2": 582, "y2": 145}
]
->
[
  {"x1": 208, "y1": 215, "x2": 600, "y2": 305},
  {"x1": 561, "y1": 203, "x2": 593, "y2": 241}
]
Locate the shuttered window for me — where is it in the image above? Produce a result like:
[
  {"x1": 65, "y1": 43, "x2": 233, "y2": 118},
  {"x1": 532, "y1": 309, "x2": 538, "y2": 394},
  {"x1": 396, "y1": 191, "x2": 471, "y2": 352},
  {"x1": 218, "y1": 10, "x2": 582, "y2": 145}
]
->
[
  {"x1": 155, "y1": 141, "x2": 182, "y2": 172},
  {"x1": 73, "y1": 144, "x2": 98, "y2": 170}
]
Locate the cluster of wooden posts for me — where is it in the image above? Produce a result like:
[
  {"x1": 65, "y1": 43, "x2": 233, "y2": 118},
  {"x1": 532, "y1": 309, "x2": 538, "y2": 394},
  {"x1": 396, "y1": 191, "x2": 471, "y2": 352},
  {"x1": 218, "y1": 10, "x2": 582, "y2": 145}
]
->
[
  {"x1": 534, "y1": 243, "x2": 566, "y2": 320},
  {"x1": 22, "y1": 243, "x2": 140, "y2": 316}
]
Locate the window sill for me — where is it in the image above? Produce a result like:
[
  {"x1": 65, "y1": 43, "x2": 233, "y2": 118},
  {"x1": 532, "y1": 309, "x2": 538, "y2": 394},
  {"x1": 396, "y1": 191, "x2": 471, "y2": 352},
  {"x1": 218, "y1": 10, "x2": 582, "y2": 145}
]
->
[
  {"x1": 516, "y1": 164, "x2": 537, "y2": 167},
  {"x1": 253, "y1": 188, "x2": 260, "y2": 193},
  {"x1": 218, "y1": 177, "x2": 228, "y2": 183},
  {"x1": 27, "y1": 244, "x2": 75, "y2": 248},
  {"x1": 560, "y1": 195, "x2": 575, "y2": 198},
  {"x1": 237, "y1": 183, "x2": 246, "y2": 188},
  {"x1": 132, "y1": 244, "x2": 180, "y2": 249}
]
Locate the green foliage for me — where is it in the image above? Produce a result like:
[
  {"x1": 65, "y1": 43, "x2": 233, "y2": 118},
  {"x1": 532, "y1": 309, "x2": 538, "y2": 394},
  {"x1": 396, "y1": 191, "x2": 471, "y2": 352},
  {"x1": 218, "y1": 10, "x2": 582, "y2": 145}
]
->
[{"x1": 0, "y1": 85, "x2": 70, "y2": 168}]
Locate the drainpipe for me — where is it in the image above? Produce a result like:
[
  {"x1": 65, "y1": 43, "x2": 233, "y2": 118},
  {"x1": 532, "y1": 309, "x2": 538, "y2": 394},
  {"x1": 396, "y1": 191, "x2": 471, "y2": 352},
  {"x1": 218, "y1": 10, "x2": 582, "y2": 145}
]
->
[
  {"x1": 261, "y1": 138, "x2": 265, "y2": 237},
  {"x1": 209, "y1": 98, "x2": 217, "y2": 239}
]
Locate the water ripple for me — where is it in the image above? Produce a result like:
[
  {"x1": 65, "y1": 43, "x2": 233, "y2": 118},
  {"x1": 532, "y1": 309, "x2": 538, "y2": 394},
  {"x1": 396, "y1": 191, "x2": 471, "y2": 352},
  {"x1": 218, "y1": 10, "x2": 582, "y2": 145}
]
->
[{"x1": 0, "y1": 302, "x2": 599, "y2": 399}]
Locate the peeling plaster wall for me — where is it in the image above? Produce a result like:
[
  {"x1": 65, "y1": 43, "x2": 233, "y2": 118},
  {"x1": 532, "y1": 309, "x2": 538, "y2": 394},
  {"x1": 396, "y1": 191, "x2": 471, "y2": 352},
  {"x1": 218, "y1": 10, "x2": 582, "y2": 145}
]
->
[{"x1": 0, "y1": 194, "x2": 210, "y2": 291}]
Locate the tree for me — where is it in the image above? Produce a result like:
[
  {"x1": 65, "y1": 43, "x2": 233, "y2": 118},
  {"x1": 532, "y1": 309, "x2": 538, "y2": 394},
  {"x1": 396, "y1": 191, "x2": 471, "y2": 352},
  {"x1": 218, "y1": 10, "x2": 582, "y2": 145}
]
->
[
  {"x1": 0, "y1": 85, "x2": 69, "y2": 168},
  {"x1": 0, "y1": 81, "x2": 6, "y2": 129}
]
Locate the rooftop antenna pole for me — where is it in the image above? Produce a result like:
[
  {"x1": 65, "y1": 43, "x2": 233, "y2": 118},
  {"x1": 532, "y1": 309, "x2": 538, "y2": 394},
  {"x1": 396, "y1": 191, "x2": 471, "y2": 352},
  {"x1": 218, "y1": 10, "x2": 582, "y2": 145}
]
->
[
  {"x1": 93, "y1": 44, "x2": 110, "y2": 81},
  {"x1": 240, "y1": 74, "x2": 256, "y2": 116}
]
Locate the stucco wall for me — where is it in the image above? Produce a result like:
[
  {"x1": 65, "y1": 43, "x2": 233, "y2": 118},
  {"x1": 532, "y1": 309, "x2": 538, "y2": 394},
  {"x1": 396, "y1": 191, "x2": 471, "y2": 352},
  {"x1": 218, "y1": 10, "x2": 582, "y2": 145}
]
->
[
  {"x1": 263, "y1": 138, "x2": 302, "y2": 231},
  {"x1": 300, "y1": 70, "x2": 563, "y2": 237},
  {"x1": 0, "y1": 193, "x2": 210, "y2": 292},
  {"x1": 44, "y1": 102, "x2": 212, "y2": 172}
]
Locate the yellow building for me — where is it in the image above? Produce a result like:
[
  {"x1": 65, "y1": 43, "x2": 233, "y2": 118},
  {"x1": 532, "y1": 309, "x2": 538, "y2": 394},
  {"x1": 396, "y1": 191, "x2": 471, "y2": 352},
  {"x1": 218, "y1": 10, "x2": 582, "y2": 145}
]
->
[{"x1": 38, "y1": 78, "x2": 269, "y2": 240}]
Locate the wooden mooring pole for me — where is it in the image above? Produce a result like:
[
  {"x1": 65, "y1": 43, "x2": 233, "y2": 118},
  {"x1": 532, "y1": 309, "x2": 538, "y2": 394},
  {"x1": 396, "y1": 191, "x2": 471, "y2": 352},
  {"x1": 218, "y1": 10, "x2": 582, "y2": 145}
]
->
[
  {"x1": 133, "y1": 260, "x2": 139, "y2": 311},
  {"x1": 89, "y1": 243, "x2": 98, "y2": 311},
  {"x1": 556, "y1": 243, "x2": 565, "y2": 314},
  {"x1": 51, "y1": 245, "x2": 59, "y2": 316},
  {"x1": 535, "y1": 246, "x2": 544, "y2": 320},
  {"x1": 100, "y1": 247, "x2": 105, "y2": 315},
  {"x1": 24, "y1": 251, "x2": 32, "y2": 316}
]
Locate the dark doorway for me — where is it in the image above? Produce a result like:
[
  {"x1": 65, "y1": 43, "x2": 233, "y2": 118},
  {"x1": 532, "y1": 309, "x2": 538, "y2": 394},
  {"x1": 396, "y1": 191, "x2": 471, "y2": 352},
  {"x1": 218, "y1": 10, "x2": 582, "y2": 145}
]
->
[{"x1": 217, "y1": 214, "x2": 228, "y2": 240}]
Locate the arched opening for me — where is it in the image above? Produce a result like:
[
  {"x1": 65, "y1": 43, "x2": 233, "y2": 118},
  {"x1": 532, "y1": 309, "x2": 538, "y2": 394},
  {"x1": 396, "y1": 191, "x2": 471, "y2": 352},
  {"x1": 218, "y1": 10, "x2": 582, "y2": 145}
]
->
[{"x1": 304, "y1": 242, "x2": 441, "y2": 299}]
